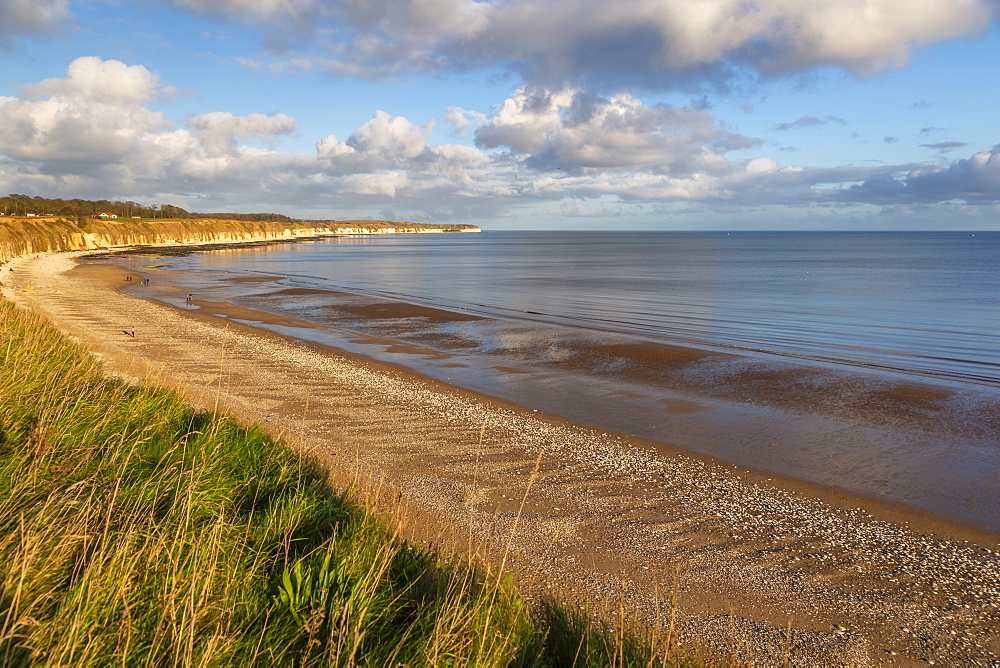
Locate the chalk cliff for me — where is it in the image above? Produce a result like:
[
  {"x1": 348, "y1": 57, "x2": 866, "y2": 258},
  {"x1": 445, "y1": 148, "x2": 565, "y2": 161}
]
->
[{"x1": 0, "y1": 217, "x2": 480, "y2": 263}]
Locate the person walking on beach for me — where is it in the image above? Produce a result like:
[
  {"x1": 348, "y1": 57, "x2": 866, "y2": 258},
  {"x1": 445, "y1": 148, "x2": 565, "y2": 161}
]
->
[{"x1": 130, "y1": 327, "x2": 135, "y2": 338}]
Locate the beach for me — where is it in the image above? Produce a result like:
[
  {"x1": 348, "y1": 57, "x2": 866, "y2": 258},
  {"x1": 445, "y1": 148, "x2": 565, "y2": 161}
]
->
[
  {"x1": 108, "y1": 231, "x2": 1000, "y2": 532},
  {"x1": 4, "y1": 250, "x2": 1000, "y2": 666}
]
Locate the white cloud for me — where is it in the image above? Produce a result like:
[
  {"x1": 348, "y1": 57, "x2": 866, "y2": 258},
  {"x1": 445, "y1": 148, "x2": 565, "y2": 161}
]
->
[
  {"x1": 170, "y1": 0, "x2": 999, "y2": 89},
  {"x1": 476, "y1": 87, "x2": 577, "y2": 153},
  {"x1": 337, "y1": 171, "x2": 411, "y2": 196},
  {"x1": 188, "y1": 111, "x2": 298, "y2": 155},
  {"x1": 422, "y1": 144, "x2": 491, "y2": 185},
  {"x1": 4, "y1": 56, "x2": 1000, "y2": 225},
  {"x1": 317, "y1": 110, "x2": 434, "y2": 172},
  {"x1": 445, "y1": 106, "x2": 487, "y2": 137},
  {"x1": 0, "y1": 58, "x2": 490, "y2": 208},
  {"x1": 757, "y1": 0, "x2": 992, "y2": 75},
  {"x1": 0, "y1": 58, "x2": 167, "y2": 163},
  {"x1": 476, "y1": 86, "x2": 757, "y2": 175},
  {"x1": 0, "y1": 57, "x2": 316, "y2": 202},
  {"x1": 0, "y1": 96, "x2": 163, "y2": 163},
  {"x1": 350, "y1": 111, "x2": 432, "y2": 157},
  {"x1": 0, "y1": 0, "x2": 70, "y2": 41},
  {"x1": 25, "y1": 56, "x2": 160, "y2": 105}
]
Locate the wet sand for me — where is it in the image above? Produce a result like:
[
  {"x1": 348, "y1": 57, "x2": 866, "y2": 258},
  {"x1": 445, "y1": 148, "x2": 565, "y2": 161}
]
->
[
  {"x1": 138, "y1": 261, "x2": 1000, "y2": 531},
  {"x1": 4, "y1": 251, "x2": 1000, "y2": 666}
]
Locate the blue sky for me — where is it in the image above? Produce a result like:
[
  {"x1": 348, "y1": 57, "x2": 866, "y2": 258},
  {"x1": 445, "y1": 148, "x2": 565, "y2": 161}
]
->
[{"x1": 2, "y1": 0, "x2": 999, "y2": 230}]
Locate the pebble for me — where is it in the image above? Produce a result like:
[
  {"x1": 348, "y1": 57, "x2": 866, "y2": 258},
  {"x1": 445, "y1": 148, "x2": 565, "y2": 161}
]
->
[{"x1": 7, "y1": 250, "x2": 1000, "y2": 667}]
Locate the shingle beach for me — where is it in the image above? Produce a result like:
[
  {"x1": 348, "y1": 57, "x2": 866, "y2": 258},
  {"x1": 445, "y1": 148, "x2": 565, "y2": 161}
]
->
[{"x1": 4, "y1": 250, "x2": 999, "y2": 666}]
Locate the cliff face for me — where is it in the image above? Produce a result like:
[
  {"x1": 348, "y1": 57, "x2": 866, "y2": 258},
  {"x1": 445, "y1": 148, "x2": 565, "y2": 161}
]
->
[{"x1": 0, "y1": 218, "x2": 480, "y2": 263}]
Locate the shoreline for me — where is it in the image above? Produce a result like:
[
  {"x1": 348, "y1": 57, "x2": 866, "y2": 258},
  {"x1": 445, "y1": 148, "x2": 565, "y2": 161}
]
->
[
  {"x1": 105, "y1": 259, "x2": 1000, "y2": 544},
  {"x1": 4, "y1": 250, "x2": 1000, "y2": 665},
  {"x1": 97, "y1": 240, "x2": 1000, "y2": 532}
]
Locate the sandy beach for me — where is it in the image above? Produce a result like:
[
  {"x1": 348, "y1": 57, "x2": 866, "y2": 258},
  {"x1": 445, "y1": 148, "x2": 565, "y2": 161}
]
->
[{"x1": 4, "y1": 250, "x2": 1000, "y2": 666}]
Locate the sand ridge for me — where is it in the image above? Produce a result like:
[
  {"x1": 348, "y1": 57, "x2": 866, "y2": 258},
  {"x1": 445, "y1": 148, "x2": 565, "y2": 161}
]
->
[{"x1": 4, "y1": 251, "x2": 999, "y2": 666}]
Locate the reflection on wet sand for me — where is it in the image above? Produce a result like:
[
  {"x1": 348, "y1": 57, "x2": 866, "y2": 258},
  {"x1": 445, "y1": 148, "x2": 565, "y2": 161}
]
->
[{"x1": 106, "y1": 263, "x2": 1000, "y2": 532}]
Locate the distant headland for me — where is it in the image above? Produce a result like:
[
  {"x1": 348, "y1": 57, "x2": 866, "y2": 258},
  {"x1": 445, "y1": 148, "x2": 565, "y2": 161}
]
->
[{"x1": 0, "y1": 194, "x2": 480, "y2": 263}]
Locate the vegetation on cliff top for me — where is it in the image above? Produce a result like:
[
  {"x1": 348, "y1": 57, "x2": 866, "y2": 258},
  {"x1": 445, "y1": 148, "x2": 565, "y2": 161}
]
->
[
  {"x1": 0, "y1": 299, "x2": 687, "y2": 666},
  {"x1": 1, "y1": 194, "x2": 478, "y2": 231},
  {"x1": 1, "y1": 194, "x2": 298, "y2": 222}
]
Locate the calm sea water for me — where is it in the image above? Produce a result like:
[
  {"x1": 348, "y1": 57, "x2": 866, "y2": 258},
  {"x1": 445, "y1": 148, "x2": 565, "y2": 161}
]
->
[
  {"x1": 124, "y1": 231, "x2": 1000, "y2": 529},
  {"x1": 166, "y1": 230, "x2": 1000, "y2": 385}
]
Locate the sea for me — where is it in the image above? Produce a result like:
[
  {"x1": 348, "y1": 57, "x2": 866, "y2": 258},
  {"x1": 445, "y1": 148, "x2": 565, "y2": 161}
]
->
[{"x1": 118, "y1": 231, "x2": 1000, "y2": 530}]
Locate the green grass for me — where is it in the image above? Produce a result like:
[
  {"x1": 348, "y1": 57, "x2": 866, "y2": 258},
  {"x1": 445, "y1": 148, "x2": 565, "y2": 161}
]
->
[{"x1": 0, "y1": 298, "x2": 694, "y2": 666}]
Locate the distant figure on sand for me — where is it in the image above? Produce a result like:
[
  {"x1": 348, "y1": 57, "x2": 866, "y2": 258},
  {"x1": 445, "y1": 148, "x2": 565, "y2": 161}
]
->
[{"x1": 130, "y1": 327, "x2": 135, "y2": 338}]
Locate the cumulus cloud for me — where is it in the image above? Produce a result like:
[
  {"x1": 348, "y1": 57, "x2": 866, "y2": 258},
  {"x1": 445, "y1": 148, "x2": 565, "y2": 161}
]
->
[
  {"x1": 445, "y1": 106, "x2": 487, "y2": 137},
  {"x1": 0, "y1": 58, "x2": 497, "y2": 209},
  {"x1": 170, "y1": 0, "x2": 998, "y2": 89},
  {"x1": 314, "y1": 110, "x2": 492, "y2": 188},
  {"x1": 25, "y1": 56, "x2": 160, "y2": 105},
  {"x1": 476, "y1": 86, "x2": 757, "y2": 175},
  {"x1": 5, "y1": 55, "x2": 1000, "y2": 224},
  {"x1": 0, "y1": 0, "x2": 70, "y2": 42},
  {"x1": 843, "y1": 145, "x2": 1000, "y2": 203},
  {"x1": 317, "y1": 110, "x2": 434, "y2": 172},
  {"x1": 0, "y1": 58, "x2": 167, "y2": 163},
  {"x1": 740, "y1": 0, "x2": 993, "y2": 76},
  {"x1": 938, "y1": 146, "x2": 1000, "y2": 196},
  {"x1": 0, "y1": 57, "x2": 316, "y2": 202},
  {"x1": 188, "y1": 111, "x2": 298, "y2": 155}
]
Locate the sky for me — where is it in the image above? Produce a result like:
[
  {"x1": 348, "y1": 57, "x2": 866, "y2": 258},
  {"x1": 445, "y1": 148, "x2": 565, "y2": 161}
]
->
[{"x1": 1, "y1": 0, "x2": 1000, "y2": 230}]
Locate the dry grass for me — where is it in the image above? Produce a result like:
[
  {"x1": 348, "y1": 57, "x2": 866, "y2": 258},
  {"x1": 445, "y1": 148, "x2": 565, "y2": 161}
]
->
[{"x1": 0, "y1": 297, "x2": 694, "y2": 666}]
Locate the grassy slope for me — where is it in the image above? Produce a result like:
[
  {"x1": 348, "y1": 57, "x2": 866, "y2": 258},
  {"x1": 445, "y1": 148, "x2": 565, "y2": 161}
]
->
[{"x1": 0, "y1": 299, "x2": 687, "y2": 666}]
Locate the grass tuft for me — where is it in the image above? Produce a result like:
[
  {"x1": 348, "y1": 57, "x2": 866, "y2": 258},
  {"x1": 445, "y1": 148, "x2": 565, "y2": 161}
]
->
[{"x1": 0, "y1": 297, "x2": 691, "y2": 666}]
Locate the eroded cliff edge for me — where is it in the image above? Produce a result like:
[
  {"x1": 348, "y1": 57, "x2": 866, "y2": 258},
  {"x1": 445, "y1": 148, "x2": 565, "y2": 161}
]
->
[{"x1": 0, "y1": 217, "x2": 480, "y2": 263}]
